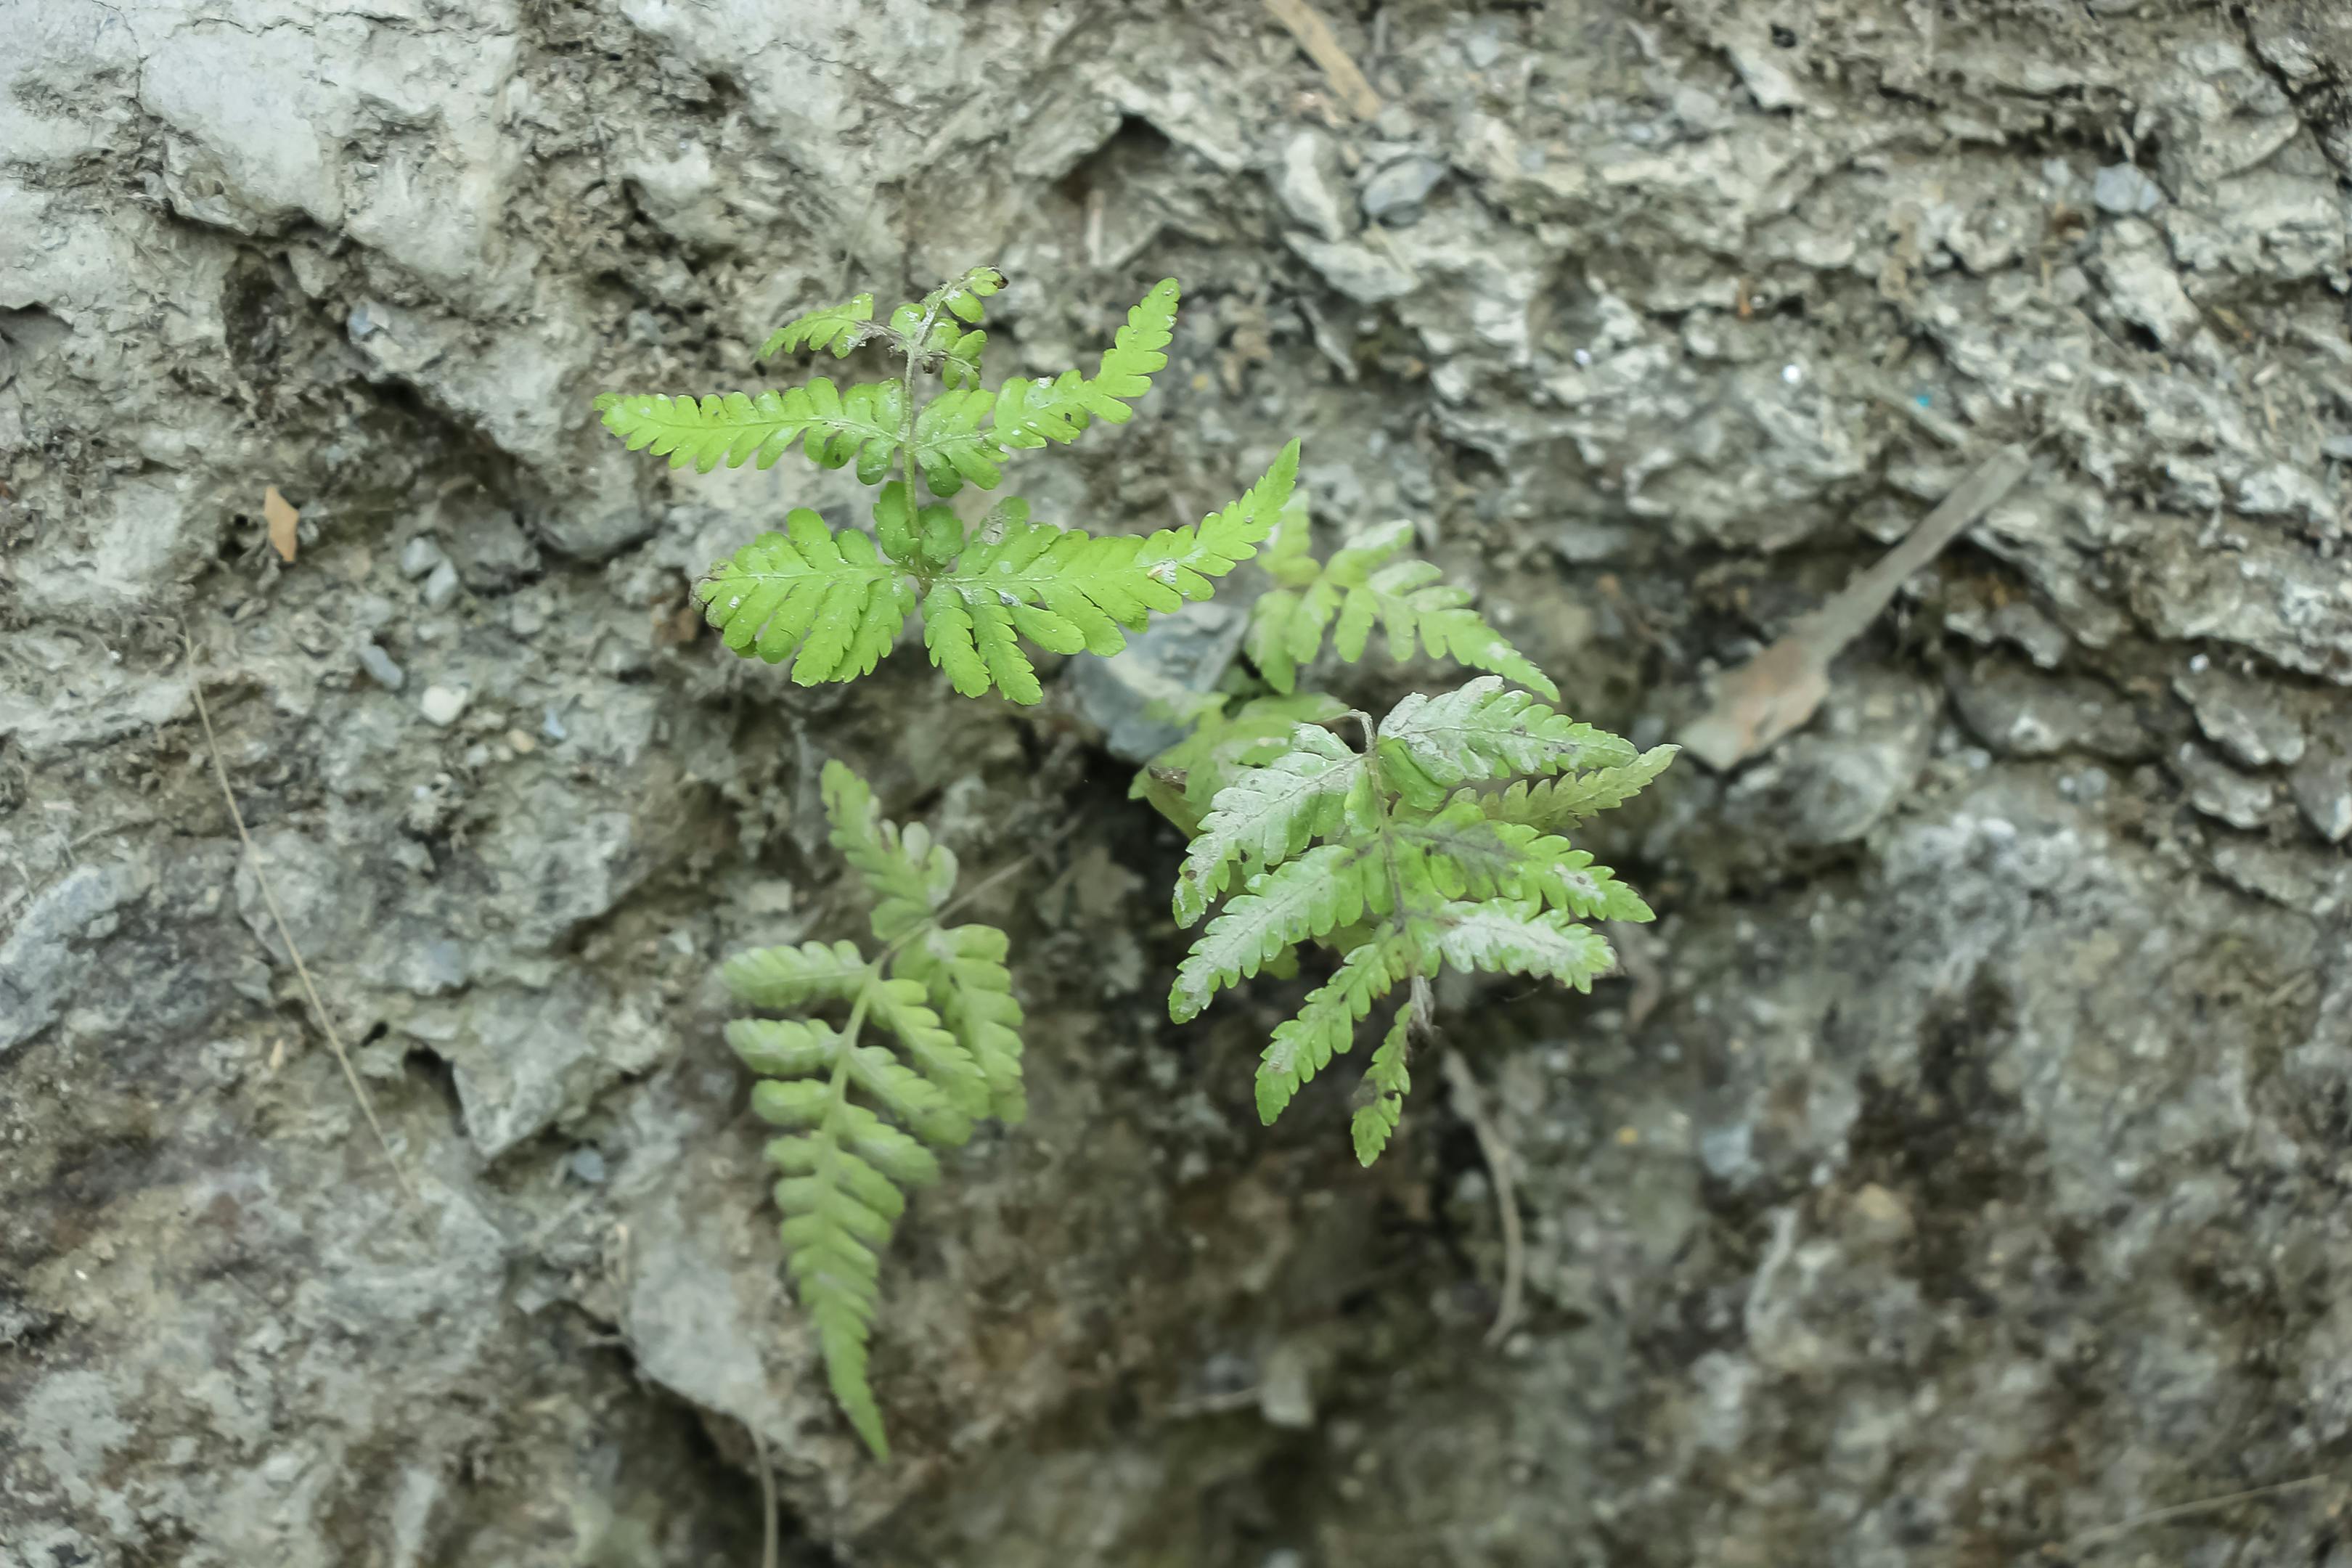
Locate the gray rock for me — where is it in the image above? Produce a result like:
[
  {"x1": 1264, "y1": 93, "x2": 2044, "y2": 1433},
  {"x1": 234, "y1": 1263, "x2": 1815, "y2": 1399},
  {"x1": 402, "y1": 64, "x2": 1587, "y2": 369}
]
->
[
  {"x1": 420, "y1": 559, "x2": 462, "y2": 611},
  {"x1": 1286, "y1": 234, "x2": 1417, "y2": 303},
  {"x1": 2092, "y1": 162, "x2": 2165, "y2": 214},
  {"x1": 2175, "y1": 662, "x2": 2305, "y2": 767},
  {"x1": 1274, "y1": 129, "x2": 1351, "y2": 241},
  {"x1": 1950, "y1": 661, "x2": 2148, "y2": 759},
  {"x1": 1068, "y1": 600, "x2": 1251, "y2": 764},
  {"x1": 399, "y1": 535, "x2": 449, "y2": 580},
  {"x1": 2169, "y1": 741, "x2": 2277, "y2": 829},
  {"x1": 356, "y1": 642, "x2": 406, "y2": 692},
  {"x1": 1361, "y1": 156, "x2": 1446, "y2": 224},
  {"x1": 418, "y1": 684, "x2": 470, "y2": 727},
  {"x1": 444, "y1": 506, "x2": 541, "y2": 591}
]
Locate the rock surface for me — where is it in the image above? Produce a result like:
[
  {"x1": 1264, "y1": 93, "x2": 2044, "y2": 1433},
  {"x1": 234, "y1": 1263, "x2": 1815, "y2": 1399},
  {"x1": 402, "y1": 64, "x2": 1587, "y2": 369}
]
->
[{"x1": 7, "y1": 2, "x2": 2352, "y2": 1564}]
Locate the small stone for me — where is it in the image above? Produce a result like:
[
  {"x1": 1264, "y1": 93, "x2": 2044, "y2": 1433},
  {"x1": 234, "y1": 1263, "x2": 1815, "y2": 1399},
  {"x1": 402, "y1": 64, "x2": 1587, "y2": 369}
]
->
[
  {"x1": 1464, "y1": 24, "x2": 1504, "y2": 69},
  {"x1": 2170, "y1": 742, "x2": 2274, "y2": 830},
  {"x1": 1360, "y1": 156, "x2": 1445, "y2": 223},
  {"x1": 1286, "y1": 234, "x2": 1416, "y2": 303},
  {"x1": 2290, "y1": 740, "x2": 2351, "y2": 844},
  {"x1": 568, "y1": 1148, "x2": 608, "y2": 1184},
  {"x1": 2091, "y1": 163, "x2": 2165, "y2": 215},
  {"x1": 421, "y1": 560, "x2": 462, "y2": 611},
  {"x1": 1275, "y1": 129, "x2": 1350, "y2": 241},
  {"x1": 1844, "y1": 1183, "x2": 1915, "y2": 1248},
  {"x1": 2174, "y1": 664, "x2": 2305, "y2": 767},
  {"x1": 420, "y1": 685, "x2": 471, "y2": 727},
  {"x1": 505, "y1": 727, "x2": 537, "y2": 754},
  {"x1": 356, "y1": 642, "x2": 405, "y2": 692},
  {"x1": 399, "y1": 535, "x2": 449, "y2": 580}
]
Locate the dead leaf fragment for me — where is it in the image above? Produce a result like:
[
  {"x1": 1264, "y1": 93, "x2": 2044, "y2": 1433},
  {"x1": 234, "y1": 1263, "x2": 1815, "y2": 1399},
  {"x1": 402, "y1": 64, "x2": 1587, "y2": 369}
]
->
[
  {"x1": 264, "y1": 485, "x2": 300, "y2": 563},
  {"x1": 1681, "y1": 445, "x2": 2030, "y2": 771}
]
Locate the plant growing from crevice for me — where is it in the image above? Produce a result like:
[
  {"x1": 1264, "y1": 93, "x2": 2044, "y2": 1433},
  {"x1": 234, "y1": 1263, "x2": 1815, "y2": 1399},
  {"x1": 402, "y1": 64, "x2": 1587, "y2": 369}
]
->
[
  {"x1": 717, "y1": 760, "x2": 1026, "y2": 1459},
  {"x1": 597, "y1": 266, "x2": 1675, "y2": 1458},
  {"x1": 595, "y1": 269, "x2": 1297, "y2": 702},
  {"x1": 1164, "y1": 677, "x2": 1674, "y2": 1163},
  {"x1": 1135, "y1": 499, "x2": 1675, "y2": 1163}
]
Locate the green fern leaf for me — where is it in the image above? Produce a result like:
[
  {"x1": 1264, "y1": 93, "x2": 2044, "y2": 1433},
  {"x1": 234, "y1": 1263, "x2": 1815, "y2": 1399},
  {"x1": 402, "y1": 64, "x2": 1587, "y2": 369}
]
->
[
  {"x1": 820, "y1": 761, "x2": 955, "y2": 942},
  {"x1": 1136, "y1": 438, "x2": 1299, "y2": 601},
  {"x1": 1169, "y1": 843, "x2": 1377, "y2": 1023},
  {"x1": 1429, "y1": 901, "x2": 1615, "y2": 992},
  {"x1": 988, "y1": 278, "x2": 1179, "y2": 449},
  {"x1": 1241, "y1": 517, "x2": 1555, "y2": 697},
  {"x1": 896, "y1": 924, "x2": 1026, "y2": 1122},
  {"x1": 720, "y1": 759, "x2": 1032, "y2": 1460},
  {"x1": 910, "y1": 387, "x2": 1003, "y2": 495},
  {"x1": 695, "y1": 514, "x2": 907, "y2": 680},
  {"x1": 759, "y1": 294, "x2": 875, "y2": 359},
  {"x1": 722, "y1": 939, "x2": 871, "y2": 1010},
  {"x1": 1349, "y1": 1008, "x2": 1413, "y2": 1166},
  {"x1": 595, "y1": 380, "x2": 905, "y2": 479},
  {"x1": 1172, "y1": 724, "x2": 1370, "y2": 927},
  {"x1": 1173, "y1": 682, "x2": 1666, "y2": 1161},
  {"x1": 1476, "y1": 745, "x2": 1680, "y2": 828},
  {"x1": 1376, "y1": 677, "x2": 1638, "y2": 808},
  {"x1": 1254, "y1": 935, "x2": 1405, "y2": 1122},
  {"x1": 1131, "y1": 689, "x2": 1352, "y2": 835}
]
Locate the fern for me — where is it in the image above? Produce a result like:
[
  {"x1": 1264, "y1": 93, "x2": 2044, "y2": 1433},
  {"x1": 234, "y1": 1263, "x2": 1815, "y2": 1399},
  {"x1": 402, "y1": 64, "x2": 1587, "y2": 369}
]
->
[
  {"x1": 597, "y1": 269, "x2": 1294, "y2": 703},
  {"x1": 1167, "y1": 678, "x2": 1670, "y2": 1164},
  {"x1": 1246, "y1": 516, "x2": 1556, "y2": 699},
  {"x1": 718, "y1": 759, "x2": 1027, "y2": 1458}
]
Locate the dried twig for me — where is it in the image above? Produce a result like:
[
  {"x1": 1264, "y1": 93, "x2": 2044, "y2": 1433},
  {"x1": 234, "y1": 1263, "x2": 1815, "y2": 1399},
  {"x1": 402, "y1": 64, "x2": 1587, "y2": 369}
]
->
[
  {"x1": 2061, "y1": 1473, "x2": 2331, "y2": 1554},
  {"x1": 1262, "y1": 0, "x2": 1384, "y2": 121},
  {"x1": 183, "y1": 629, "x2": 415, "y2": 1201},
  {"x1": 1442, "y1": 1050, "x2": 1524, "y2": 1347},
  {"x1": 751, "y1": 1424, "x2": 778, "y2": 1568},
  {"x1": 1681, "y1": 445, "x2": 2030, "y2": 771}
]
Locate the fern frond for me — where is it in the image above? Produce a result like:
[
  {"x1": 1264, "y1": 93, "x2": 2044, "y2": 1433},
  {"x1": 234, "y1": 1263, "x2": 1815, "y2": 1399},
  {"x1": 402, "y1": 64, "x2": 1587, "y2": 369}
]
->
[
  {"x1": 1376, "y1": 677, "x2": 1637, "y2": 808},
  {"x1": 988, "y1": 278, "x2": 1180, "y2": 450},
  {"x1": 722, "y1": 939, "x2": 871, "y2": 1010},
  {"x1": 595, "y1": 380, "x2": 905, "y2": 479},
  {"x1": 695, "y1": 513, "x2": 909, "y2": 682},
  {"x1": 1349, "y1": 1008, "x2": 1413, "y2": 1166},
  {"x1": 1172, "y1": 724, "x2": 1370, "y2": 927},
  {"x1": 1173, "y1": 681, "x2": 1666, "y2": 1161},
  {"x1": 895, "y1": 923, "x2": 1026, "y2": 1123},
  {"x1": 1241, "y1": 518, "x2": 1555, "y2": 697},
  {"x1": 820, "y1": 760, "x2": 955, "y2": 941},
  {"x1": 1136, "y1": 439, "x2": 1299, "y2": 600},
  {"x1": 1428, "y1": 901, "x2": 1616, "y2": 991},
  {"x1": 910, "y1": 387, "x2": 1002, "y2": 495},
  {"x1": 1131, "y1": 689, "x2": 1352, "y2": 835},
  {"x1": 720, "y1": 759, "x2": 1031, "y2": 1460},
  {"x1": 1169, "y1": 842, "x2": 1377, "y2": 1023},
  {"x1": 1254, "y1": 934, "x2": 1405, "y2": 1122},
  {"x1": 759, "y1": 295, "x2": 877, "y2": 360},
  {"x1": 1475, "y1": 745, "x2": 1680, "y2": 829}
]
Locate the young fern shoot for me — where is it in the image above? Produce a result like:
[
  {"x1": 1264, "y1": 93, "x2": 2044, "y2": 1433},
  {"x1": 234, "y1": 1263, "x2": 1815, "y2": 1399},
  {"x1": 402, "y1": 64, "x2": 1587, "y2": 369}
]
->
[
  {"x1": 1167, "y1": 678, "x2": 1675, "y2": 1164},
  {"x1": 719, "y1": 760, "x2": 1026, "y2": 1458},
  {"x1": 595, "y1": 269, "x2": 1299, "y2": 703}
]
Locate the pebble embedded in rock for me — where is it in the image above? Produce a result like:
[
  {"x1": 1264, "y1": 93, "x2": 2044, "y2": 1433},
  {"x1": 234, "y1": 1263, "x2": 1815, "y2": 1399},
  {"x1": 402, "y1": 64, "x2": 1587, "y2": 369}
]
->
[
  {"x1": 419, "y1": 685, "x2": 470, "y2": 727},
  {"x1": 421, "y1": 560, "x2": 462, "y2": 611},
  {"x1": 1361, "y1": 156, "x2": 1446, "y2": 224},
  {"x1": 356, "y1": 642, "x2": 405, "y2": 692},
  {"x1": 2092, "y1": 163, "x2": 2165, "y2": 215},
  {"x1": 399, "y1": 535, "x2": 449, "y2": 580},
  {"x1": 1275, "y1": 130, "x2": 1350, "y2": 241}
]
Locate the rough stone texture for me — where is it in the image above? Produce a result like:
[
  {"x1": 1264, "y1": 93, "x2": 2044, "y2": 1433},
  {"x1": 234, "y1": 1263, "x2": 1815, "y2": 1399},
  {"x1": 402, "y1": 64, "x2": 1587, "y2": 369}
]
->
[{"x1": 7, "y1": 1, "x2": 2352, "y2": 1564}]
